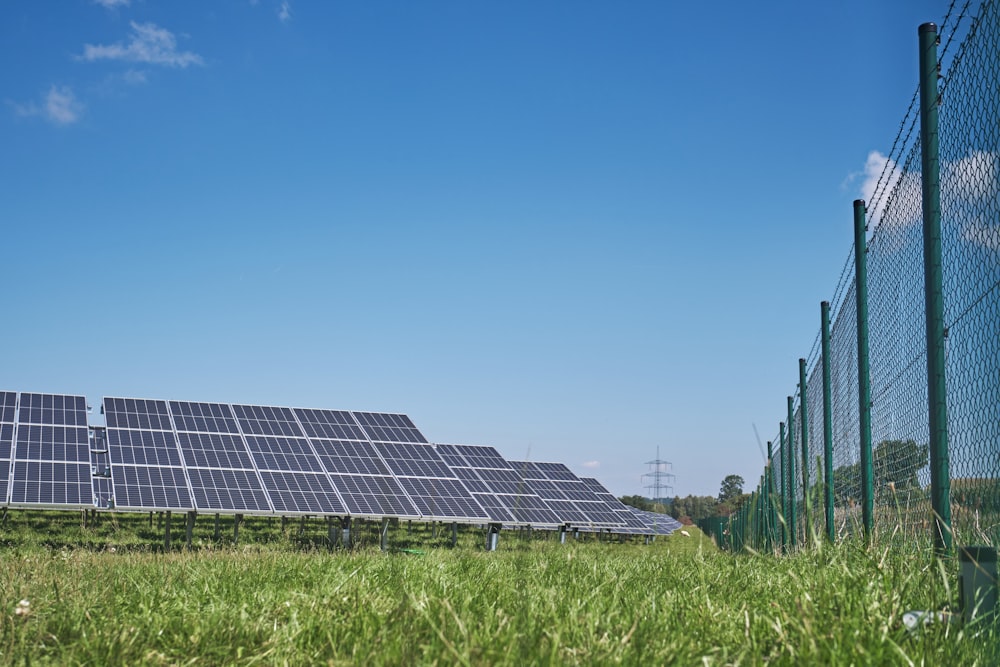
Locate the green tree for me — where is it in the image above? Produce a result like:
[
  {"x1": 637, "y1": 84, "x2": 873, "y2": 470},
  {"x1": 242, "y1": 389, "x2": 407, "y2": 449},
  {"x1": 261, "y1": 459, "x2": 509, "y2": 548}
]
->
[{"x1": 718, "y1": 474, "x2": 745, "y2": 504}]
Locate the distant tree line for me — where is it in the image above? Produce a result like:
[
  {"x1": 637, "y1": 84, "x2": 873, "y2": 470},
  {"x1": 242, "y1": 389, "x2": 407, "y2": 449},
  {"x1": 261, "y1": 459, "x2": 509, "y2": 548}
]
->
[{"x1": 619, "y1": 474, "x2": 749, "y2": 524}]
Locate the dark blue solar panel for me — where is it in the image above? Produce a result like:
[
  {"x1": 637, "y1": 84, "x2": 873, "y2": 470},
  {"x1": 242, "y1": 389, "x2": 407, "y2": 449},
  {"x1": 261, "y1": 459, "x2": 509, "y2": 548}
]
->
[
  {"x1": 510, "y1": 461, "x2": 623, "y2": 528},
  {"x1": 186, "y1": 468, "x2": 271, "y2": 512},
  {"x1": 330, "y1": 474, "x2": 421, "y2": 518},
  {"x1": 103, "y1": 397, "x2": 174, "y2": 430},
  {"x1": 232, "y1": 404, "x2": 303, "y2": 437},
  {"x1": 293, "y1": 408, "x2": 367, "y2": 440},
  {"x1": 311, "y1": 439, "x2": 390, "y2": 475},
  {"x1": 352, "y1": 411, "x2": 427, "y2": 443},
  {"x1": 17, "y1": 393, "x2": 88, "y2": 426},
  {"x1": 11, "y1": 461, "x2": 91, "y2": 505},
  {"x1": 0, "y1": 391, "x2": 16, "y2": 423},
  {"x1": 177, "y1": 432, "x2": 256, "y2": 469},
  {"x1": 436, "y1": 445, "x2": 562, "y2": 526},
  {"x1": 102, "y1": 397, "x2": 194, "y2": 511},
  {"x1": 581, "y1": 477, "x2": 651, "y2": 533},
  {"x1": 169, "y1": 401, "x2": 240, "y2": 434},
  {"x1": 9, "y1": 394, "x2": 93, "y2": 508},
  {"x1": 169, "y1": 401, "x2": 273, "y2": 514},
  {"x1": 258, "y1": 471, "x2": 345, "y2": 514}
]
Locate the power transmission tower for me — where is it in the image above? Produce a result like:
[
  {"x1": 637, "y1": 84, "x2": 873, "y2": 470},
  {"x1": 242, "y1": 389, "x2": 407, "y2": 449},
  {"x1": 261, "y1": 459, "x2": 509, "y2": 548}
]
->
[{"x1": 642, "y1": 447, "x2": 675, "y2": 503}]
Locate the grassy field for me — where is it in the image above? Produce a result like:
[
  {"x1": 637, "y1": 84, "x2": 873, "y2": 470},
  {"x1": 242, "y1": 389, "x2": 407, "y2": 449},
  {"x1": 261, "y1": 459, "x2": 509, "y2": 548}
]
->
[{"x1": 1, "y1": 512, "x2": 997, "y2": 665}]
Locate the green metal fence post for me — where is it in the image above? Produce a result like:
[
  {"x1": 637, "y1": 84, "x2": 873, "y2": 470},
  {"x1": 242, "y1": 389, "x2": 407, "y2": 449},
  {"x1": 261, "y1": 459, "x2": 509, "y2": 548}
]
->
[
  {"x1": 854, "y1": 199, "x2": 875, "y2": 540},
  {"x1": 779, "y1": 422, "x2": 787, "y2": 551},
  {"x1": 821, "y1": 301, "x2": 835, "y2": 543},
  {"x1": 799, "y1": 358, "x2": 811, "y2": 544},
  {"x1": 787, "y1": 396, "x2": 797, "y2": 548},
  {"x1": 767, "y1": 440, "x2": 776, "y2": 551},
  {"x1": 918, "y1": 21, "x2": 952, "y2": 554}
]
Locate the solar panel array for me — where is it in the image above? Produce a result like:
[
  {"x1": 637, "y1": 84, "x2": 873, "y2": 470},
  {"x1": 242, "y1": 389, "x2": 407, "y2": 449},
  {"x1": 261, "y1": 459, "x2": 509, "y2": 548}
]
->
[
  {"x1": 436, "y1": 444, "x2": 562, "y2": 526},
  {"x1": 511, "y1": 461, "x2": 624, "y2": 529},
  {"x1": 0, "y1": 392, "x2": 679, "y2": 537}
]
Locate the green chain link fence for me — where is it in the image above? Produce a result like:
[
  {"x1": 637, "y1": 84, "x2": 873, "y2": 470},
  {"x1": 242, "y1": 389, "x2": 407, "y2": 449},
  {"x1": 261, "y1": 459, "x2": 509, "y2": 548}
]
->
[{"x1": 723, "y1": 0, "x2": 998, "y2": 555}]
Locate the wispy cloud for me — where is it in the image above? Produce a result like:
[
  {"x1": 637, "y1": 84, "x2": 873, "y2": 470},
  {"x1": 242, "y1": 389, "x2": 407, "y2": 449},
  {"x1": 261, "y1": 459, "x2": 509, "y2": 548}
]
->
[
  {"x1": 122, "y1": 69, "x2": 147, "y2": 85},
  {"x1": 79, "y1": 22, "x2": 203, "y2": 68},
  {"x1": 94, "y1": 0, "x2": 130, "y2": 7},
  {"x1": 581, "y1": 460, "x2": 600, "y2": 469},
  {"x1": 9, "y1": 86, "x2": 83, "y2": 126},
  {"x1": 278, "y1": 1, "x2": 292, "y2": 23}
]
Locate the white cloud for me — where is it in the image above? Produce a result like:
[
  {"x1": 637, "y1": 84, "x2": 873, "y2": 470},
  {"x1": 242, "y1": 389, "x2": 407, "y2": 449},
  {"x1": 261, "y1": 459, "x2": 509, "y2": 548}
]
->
[
  {"x1": 94, "y1": 0, "x2": 130, "y2": 7},
  {"x1": 860, "y1": 150, "x2": 903, "y2": 222},
  {"x1": 278, "y1": 1, "x2": 292, "y2": 23},
  {"x1": 9, "y1": 86, "x2": 83, "y2": 126},
  {"x1": 581, "y1": 460, "x2": 600, "y2": 469},
  {"x1": 46, "y1": 86, "x2": 82, "y2": 124},
  {"x1": 79, "y1": 22, "x2": 203, "y2": 68},
  {"x1": 123, "y1": 69, "x2": 147, "y2": 84}
]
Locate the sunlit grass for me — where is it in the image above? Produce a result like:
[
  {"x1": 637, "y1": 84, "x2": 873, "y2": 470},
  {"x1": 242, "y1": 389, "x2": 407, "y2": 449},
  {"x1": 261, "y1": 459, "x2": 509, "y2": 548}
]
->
[{"x1": 0, "y1": 512, "x2": 996, "y2": 665}]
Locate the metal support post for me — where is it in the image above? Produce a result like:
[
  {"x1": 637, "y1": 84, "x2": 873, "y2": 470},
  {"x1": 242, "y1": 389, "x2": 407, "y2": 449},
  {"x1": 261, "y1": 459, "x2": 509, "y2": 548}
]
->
[
  {"x1": 451, "y1": 523, "x2": 458, "y2": 548},
  {"x1": 186, "y1": 511, "x2": 195, "y2": 549},
  {"x1": 214, "y1": 513, "x2": 221, "y2": 541},
  {"x1": 799, "y1": 358, "x2": 811, "y2": 543},
  {"x1": 559, "y1": 525, "x2": 567, "y2": 544},
  {"x1": 485, "y1": 523, "x2": 501, "y2": 552},
  {"x1": 821, "y1": 301, "x2": 835, "y2": 543},
  {"x1": 779, "y1": 423, "x2": 787, "y2": 550},
  {"x1": 380, "y1": 518, "x2": 390, "y2": 552},
  {"x1": 918, "y1": 22, "x2": 952, "y2": 553},
  {"x1": 787, "y1": 396, "x2": 797, "y2": 549},
  {"x1": 234, "y1": 514, "x2": 243, "y2": 542},
  {"x1": 164, "y1": 511, "x2": 172, "y2": 551},
  {"x1": 341, "y1": 517, "x2": 352, "y2": 549},
  {"x1": 854, "y1": 199, "x2": 875, "y2": 540}
]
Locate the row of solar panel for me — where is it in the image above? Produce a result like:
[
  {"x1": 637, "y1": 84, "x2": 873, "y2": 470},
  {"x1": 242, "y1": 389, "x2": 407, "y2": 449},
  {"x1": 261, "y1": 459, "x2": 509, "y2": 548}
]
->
[{"x1": 0, "y1": 392, "x2": 680, "y2": 535}]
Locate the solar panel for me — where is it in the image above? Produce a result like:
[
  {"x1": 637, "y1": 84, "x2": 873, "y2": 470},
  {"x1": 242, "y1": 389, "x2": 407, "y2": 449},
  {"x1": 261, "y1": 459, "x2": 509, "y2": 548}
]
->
[
  {"x1": 510, "y1": 461, "x2": 624, "y2": 529},
  {"x1": 630, "y1": 508, "x2": 682, "y2": 535},
  {"x1": 436, "y1": 444, "x2": 562, "y2": 526},
  {"x1": 169, "y1": 401, "x2": 272, "y2": 514},
  {"x1": 372, "y1": 440, "x2": 490, "y2": 522},
  {"x1": 10, "y1": 393, "x2": 93, "y2": 508},
  {"x1": 293, "y1": 408, "x2": 421, "y2": 519},
  {"x1": 1, "y1": 391, "x2": 17, "y2": 504},
  {"x1": 580, "y1": 477, "x2": 653, "y2": 534},
  {"x1": 352, "y1": 411, "x2": 427, "y2": 443},
  {"x1": 102, "y1": 397, "x2": 194, "y2": 512},
  {"x1": 232, "y1": 404, "x2": 347, "y2": 515}
]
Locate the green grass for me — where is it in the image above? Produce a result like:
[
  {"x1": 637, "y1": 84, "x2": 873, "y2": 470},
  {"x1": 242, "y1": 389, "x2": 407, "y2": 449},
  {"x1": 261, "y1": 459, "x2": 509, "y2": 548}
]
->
[{"x1": 0, "y1": 512, "x2": 997, "y2": 665}]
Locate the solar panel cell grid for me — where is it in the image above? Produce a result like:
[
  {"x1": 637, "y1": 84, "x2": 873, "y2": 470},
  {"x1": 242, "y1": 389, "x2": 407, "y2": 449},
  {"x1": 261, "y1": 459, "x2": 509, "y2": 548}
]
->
[
  {"x1": 103, "y1": 398, "x2": 173, "y2": 430},
  {"x1": 293, "y1": 409, "x2": 367, "y2": 440},
  {"x1": 186, "y1": 468, "x2": 271, "y2": 512},
  {"x1": 177, "y1": 432, "x2": 255, "y2": 469},
  {"x1": 244, "y1": 436, "x2": 325, "y2": 473},
  {"x1": 232, "y1": 405, "x2": 303, "y2": 437},
  {"x1": 109, "y1": 430, "x2": 183, "y2": 466},
  {"x1": 169, "y1": 401, "x2": 239, "y2": 433},
  {"x1": 17, "y1": 393, "x2": 88, "y2": 426},
  {"x1": 11, "y1": 461, "x2": 91, "y2": 505},
  {"x1": 0, "y1": 391, "x2": 17, "y2": 422}
]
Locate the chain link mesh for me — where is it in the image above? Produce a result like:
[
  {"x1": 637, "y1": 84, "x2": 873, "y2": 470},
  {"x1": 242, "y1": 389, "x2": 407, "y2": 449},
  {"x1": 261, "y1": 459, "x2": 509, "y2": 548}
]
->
[{"x1": 732, "y1": 0, "x2": 997, "y2": 552}]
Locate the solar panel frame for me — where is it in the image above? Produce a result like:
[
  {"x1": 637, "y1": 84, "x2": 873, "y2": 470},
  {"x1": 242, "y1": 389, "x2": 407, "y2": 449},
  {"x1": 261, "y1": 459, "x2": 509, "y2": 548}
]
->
[
  {"x1": 580, "y1": 477, "x2": 654, "y2": 534},
  {"x1": 102, "y1": 397, "x2": 195, "y2": 512},
  {"x1": 510, "y1": 460, "x2": 625, "y2": 529},
  {"x1": 1, "y1": 391, "x2": 16, "y2": 505},
  {"x1": 169, "y1": 400, "x2": 274, "y2": 515},
  {"x1": 436, "y1": 444, "x2": 563, "y2": 527},
  {"x1": 231, "y1": 403, "x2": 348, "y2": 516},
  {"x1": 292, "y1": 407, "x2": 422, "y2": 520},
  {"x1": 9, "y1": 393, "x2": 93, "y2": 509}
]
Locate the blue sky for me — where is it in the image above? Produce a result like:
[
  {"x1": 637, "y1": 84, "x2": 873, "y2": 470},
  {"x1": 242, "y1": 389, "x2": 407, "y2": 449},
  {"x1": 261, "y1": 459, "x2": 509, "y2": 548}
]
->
[{"x1": 1, "y1": 0, "x2": 950, "y2": 498}]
